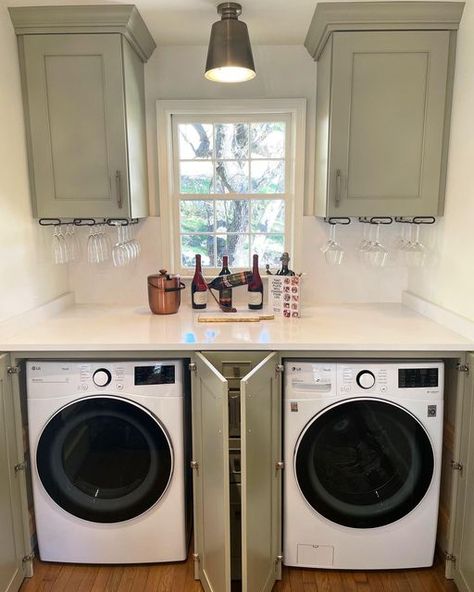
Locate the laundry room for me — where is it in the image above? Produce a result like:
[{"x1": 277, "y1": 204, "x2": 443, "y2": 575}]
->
[{"x1": 0, "y1": 0, "x2": 473, "y2": 591}]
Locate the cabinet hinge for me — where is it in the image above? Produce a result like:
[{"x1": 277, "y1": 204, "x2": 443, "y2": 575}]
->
[
  {"x1": 22, "y1": 553, "x2": 35, "y2": 564},
  {"x1": 192, "y1": 553, "x2": 200, "y2": 562},
  {"x1": 189, "y1": 362, "x2": 197, "y2": 374},
  {"x1": 276, "y1": 461, "x2": 285, "y2": 471},
  {"x1": 276, "y1": 364, "x2": 284, "y2": 374},
  {"x1": 451, "y1": 460, "x2": 463, "y2": 473},
  {"x1": 190, "y1": 460, "x2": 199, "y2": 471},
  {"x1": 14, "y1": 461, "x2": 27, "y2": 473},
  {"x1": 7, "y1": 366, "x2": 20, "y2": 375},
  {"x1": 457, "y1": 363, "x2": 469, "y2": 374},
  {"x1": 276, "y1": 555, "x2": 283, "y2": 564},
  {"x1": 445, "y1": 552, "x2": 456, "y2": 563}
]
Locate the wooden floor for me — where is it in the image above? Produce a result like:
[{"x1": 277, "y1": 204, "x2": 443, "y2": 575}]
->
[{"x1": 20, "y1": 553, "x2": 458, "y2": 592}]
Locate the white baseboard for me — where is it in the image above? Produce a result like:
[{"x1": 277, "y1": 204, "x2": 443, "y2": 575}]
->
[
  {"x1": 0, "y1": 292, "x2": 75, "y2": 341},
  {"x1": 402, "y1": 291, "x2": 474, "y2": 343}
]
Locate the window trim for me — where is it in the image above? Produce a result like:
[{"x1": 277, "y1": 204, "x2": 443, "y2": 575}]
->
[{"x1": 156, "y1": 99, "x2": 306, "y2": 275}]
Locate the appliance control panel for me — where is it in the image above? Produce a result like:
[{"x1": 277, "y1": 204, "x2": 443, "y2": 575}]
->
[
  {"x1": 337, "y1": 361, "x2": 444, "y2": 399},
  {"x1": 285, "y1": 361, "x2": 443, "y2": 400},
  {"x1": 27, "y1": 360, "x2": 183, "y2": 398}
]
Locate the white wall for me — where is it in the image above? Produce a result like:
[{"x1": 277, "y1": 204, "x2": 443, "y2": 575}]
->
[
  {"x1": 0, "y1": 4, "x2": 68, "y2": 324},
  {"x1": 69, "y1": 44, "x2": 409, "y2": 306},
  {"x1": 407, "y1": 2, "x2": 474, "y2": 323}
]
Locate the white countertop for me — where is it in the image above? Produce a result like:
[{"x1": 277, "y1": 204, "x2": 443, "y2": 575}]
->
[{"x1": 1, "y1": 302, "x2": 472, "y2": 352}]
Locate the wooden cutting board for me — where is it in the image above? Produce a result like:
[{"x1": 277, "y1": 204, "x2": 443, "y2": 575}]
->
[{"x1": 198, "y1": 312, "x2": 274, "y2": 323}]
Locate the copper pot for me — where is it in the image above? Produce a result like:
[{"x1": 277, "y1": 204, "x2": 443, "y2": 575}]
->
[{"x1": 148, "y1": 269, "x2": 185, "y2": 315}]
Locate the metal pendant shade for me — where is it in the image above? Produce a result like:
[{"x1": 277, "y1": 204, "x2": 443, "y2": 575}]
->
[{"x1": 205, "y1": 3, "x2": 256, "y2": 83}]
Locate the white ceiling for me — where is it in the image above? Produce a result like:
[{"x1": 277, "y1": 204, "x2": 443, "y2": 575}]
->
[{"x1": 4, "y1": 0, "x2": 318, "y2": 45}]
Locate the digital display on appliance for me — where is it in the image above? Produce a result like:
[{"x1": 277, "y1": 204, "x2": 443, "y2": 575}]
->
[
  {"x1": 134, "y1": 365, "x2": 175, "y2": 385},
  {"x1": 398, "y1": 368, "x2": 438, "y2": 389}
]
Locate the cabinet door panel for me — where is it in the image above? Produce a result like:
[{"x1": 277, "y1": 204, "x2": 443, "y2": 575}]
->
[
  {"x1": 241, "y1": 353, "x2": 281, "y2": 592},
  {"x1": 192, "y1": 353, "x2": 231, "y2": 592},
  {"x1": 23, "y1": 34, "x2": 129, "y2": 218},
  {"x1": 453, "y1": 353, "x2": 474, "y2": 592},
  {"x1": 329, "y1": 31, "x2": 449, "y2": 217},
  {"x1": 0, "y1": 356, "x2": 24, "y2": 592}
]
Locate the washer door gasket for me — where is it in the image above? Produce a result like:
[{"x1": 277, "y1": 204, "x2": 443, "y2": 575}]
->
[
  {"x1": 36, "y1": 396, "x2": 173, "y2": 523},
  {"x1": 295, "y1": 399, "x2": 435, "y2": 528}
]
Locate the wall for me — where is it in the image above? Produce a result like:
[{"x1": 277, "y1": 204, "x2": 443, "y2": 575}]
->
[
  {"x1": 407, "y1": 2, "x2": 474, "y2": 322},
  {"x1": 69, "y1": 44, "x2": 408, "y2": 306},
  {"x1": 0, "y1": 4, "x2": 68, "y2": 324}
]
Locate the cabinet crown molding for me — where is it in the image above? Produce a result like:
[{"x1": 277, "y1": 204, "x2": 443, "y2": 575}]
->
[
  {"x1": 8, "y1": 4, "x2": 156, "y2": 62},
  {"x1": 305, "y1": 1, "x2": 465, "y2": 60}
]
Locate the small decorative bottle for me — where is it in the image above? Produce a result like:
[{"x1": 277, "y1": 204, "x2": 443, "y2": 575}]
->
[
  {"x1": 248, "y1": 254, "x2": 264, "y2": 310},
  {"x1": 191, "y1": 254, "x2": 207, "y2": 309},
  {"x1": 276, "y1": 252, "x2": 295, "y2": 276}
]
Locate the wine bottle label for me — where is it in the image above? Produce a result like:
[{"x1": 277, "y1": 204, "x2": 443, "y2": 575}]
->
[
  {"x1": 193, "y1": 291, "x2": 207, "y2": 306},
  {"x1": 248, "y1": 292, "x2": 263, "y2": 306}
]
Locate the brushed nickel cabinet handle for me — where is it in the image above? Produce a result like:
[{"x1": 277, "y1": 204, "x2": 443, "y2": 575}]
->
[
  {"x1": 335, "y1": 169, "x2": 342, "y2": 208},
  {"x1": 115, "y1": 170, "x2": 123, "y2": 209}
]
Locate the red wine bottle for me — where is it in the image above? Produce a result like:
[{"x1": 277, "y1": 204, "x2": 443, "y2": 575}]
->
[
  {"x1": 248, "y1": 254, "x2": 263, "y2": 310},
  {"x1": 218, "y1": 255, "x2": 232, "y2": 310},
  {"x1": 191, "y1": 254, "x2": 207, "y2": 309}
]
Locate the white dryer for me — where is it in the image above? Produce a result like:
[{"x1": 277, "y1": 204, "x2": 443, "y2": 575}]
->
[
  {"x1": 283, "y1": 360, "x2": 444, "y2": 570},
  {"x1": 27, "y1": 360, "x2": 190, "y2": 564}
]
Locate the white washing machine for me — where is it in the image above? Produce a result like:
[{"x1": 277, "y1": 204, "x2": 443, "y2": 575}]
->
[
  {"x1": 284, "y1": 360, "x2": 444, "y2": 570},
  {"x1": 27, "y1": 360, "x2": 190, "y2": 564}
]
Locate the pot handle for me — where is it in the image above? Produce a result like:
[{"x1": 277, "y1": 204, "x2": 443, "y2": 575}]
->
[{"x1": 164, "y1": 282, "x2": 186, "y2": 293}]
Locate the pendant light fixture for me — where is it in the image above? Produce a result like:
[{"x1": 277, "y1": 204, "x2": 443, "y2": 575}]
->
[{"x1": 205, "y1": 2, "x2": 256, "y2": 83}]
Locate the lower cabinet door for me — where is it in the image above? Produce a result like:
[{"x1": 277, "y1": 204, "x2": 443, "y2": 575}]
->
[
  {"x1": 192, "y1": 351, "x2": 282, "y2": 592},
  {"x1": 0, "y1": 356, "x2": 25, "y2": 592},
  {"x1": 453, "y1": 353, "x2": 474, "y2": 592},
  {"x1": 241, "y1": 353, "x2": 282, "y2": 592},
  {"x1": 192, "y1": 353, "x2": 231, "y2": 592}
]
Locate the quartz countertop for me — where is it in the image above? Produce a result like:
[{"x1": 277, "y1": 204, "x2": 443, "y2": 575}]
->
[{"x1": 1, "y1": 302, "x2": 472, "y2": 352}]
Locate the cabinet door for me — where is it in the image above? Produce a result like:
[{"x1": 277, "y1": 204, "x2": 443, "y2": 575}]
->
[
  {"x1": 0, "y1": 356, "x2": 25, "y2": 592},
  {"x1": 453, "y1": 353, "x2": 474, "y2": 592},
  {"x1": 241, "y1": 353, "x2": 281, "y2": 592},
  {"x1": 22, "y1": 34, "x2": 129, "y2": 218},
  {"x1": 192, "y1": 353, "x2": 231, "y2": 592},
  {"x1": 328, "y1": 31, "x2": 450, "y2": 217}
]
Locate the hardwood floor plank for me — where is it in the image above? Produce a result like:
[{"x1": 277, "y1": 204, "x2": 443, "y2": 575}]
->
[
  {"x1": 89, "y1": 567, "x2": 114, "y2": 592},
  {"x1": 77, "y1": 567, "x2": 100, "y2": 592},
  {"x1": 104, "y1": 567, "x2": 124, "y2": 592}
]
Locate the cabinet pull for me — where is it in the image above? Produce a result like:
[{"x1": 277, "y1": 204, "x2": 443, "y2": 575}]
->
[
  {"x1": 115, "y1": 170, "x2": 123, "y2": 209},
  {"x1": 335, "y1": 169, "x2": 342, "y2": 208}
]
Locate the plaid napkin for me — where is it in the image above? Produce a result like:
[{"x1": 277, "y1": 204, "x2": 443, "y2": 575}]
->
[{"x1": 207, "y1": 271, "x2": 253, "y2": 291}]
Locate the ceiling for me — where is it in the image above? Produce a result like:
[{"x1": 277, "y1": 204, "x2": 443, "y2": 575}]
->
[
  {"x1": 5, "y1": 0, "x2": 463, "y2": 46},
  {"x1": 4, "y1": 0, "x2": 319, "y2": 45}
]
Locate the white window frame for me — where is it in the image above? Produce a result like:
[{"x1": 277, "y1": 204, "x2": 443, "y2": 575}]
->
[{"x1": 156, "y1": 99, "x2": 306, "y2": 276}]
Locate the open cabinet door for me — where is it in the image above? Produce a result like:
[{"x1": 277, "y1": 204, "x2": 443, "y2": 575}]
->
[
  {"x1": 191, "y1": 353, "x2": 231, "y2": 592},
  {"x1": 241, "y1": 352, "x2": 282, "y2": 592},
  {"x1": 0, "y1": 355, "x2": 25, "y2": 592},
  {"x1": 453, "y1": 353, "x2": 474, "y2": 592}
]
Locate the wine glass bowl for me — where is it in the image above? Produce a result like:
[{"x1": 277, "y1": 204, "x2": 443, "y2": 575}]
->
[{"x1": 321, "y1": 223, "x2": 344, "y2": 265}]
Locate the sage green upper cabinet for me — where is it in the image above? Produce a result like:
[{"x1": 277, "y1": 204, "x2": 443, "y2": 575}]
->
[
  {"x1": 9, "y1": 6, "x2": 156, "y2": 219},
  {"x1": 306, "y1": 2, "x2": 465, "y2": 218}
]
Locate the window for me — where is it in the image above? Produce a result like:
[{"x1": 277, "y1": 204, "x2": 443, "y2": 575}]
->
[{"x1": 157, "y1": 100, "x2": 306, "y2": 274}]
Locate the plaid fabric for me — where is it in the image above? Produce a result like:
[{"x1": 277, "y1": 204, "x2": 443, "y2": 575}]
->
[{"x1": 207, "y1": 271, "x2": 253, "y2": 291}]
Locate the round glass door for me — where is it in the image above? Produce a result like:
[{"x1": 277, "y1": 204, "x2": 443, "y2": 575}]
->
[
  {"x1": 36, "y1": 397, "x2": 173, "y2": 523},
  {"x1": 295, "y1": 399, "x2": 434, "y2": 529}
]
